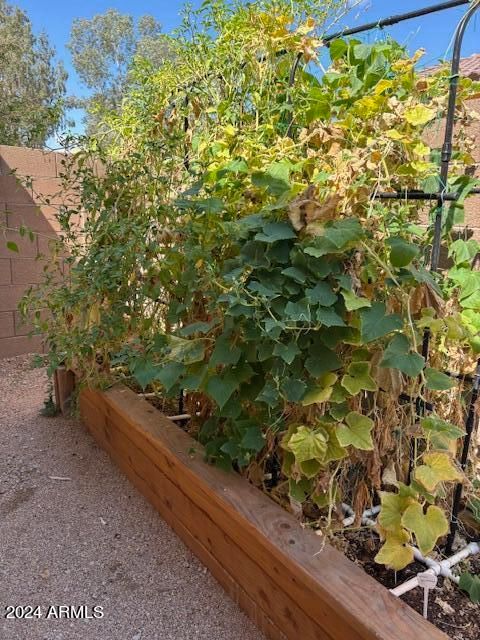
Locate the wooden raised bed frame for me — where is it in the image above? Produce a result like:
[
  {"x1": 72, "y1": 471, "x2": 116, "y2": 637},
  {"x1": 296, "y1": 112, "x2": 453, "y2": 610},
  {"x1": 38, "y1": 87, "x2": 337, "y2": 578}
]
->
[{"x1": 76, "y1": 383, "x2": 447, "y2": 640}]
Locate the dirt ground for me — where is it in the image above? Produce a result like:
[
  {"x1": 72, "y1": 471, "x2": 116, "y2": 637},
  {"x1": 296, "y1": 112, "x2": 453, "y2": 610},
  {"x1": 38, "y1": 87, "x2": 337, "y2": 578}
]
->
[{"x1": 0, "y1": 355, "x2": 264, "y2": 640}]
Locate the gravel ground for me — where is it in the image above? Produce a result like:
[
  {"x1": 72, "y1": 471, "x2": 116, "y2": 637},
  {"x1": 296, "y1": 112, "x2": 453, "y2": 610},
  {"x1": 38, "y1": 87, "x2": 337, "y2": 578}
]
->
[{"x1": 0, "y1": 355, "x2": 264, "y2": 640}]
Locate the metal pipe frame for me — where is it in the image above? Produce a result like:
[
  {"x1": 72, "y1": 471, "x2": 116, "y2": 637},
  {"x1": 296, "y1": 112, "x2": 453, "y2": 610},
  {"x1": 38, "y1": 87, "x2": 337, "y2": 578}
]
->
[{"x1": 323, "y1": 0, "x2": 470, "y2": 44}]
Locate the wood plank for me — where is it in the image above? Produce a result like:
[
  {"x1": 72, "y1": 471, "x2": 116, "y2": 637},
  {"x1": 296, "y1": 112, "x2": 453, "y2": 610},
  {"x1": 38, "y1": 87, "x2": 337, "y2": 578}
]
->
[
  {"x1": 54, "y1": 366, "x2": 75, "y2": 414},
  {"x1": 80, "y1": 394, "x2": 328, "y2": 640},
  {"x1": 79, "y1": 395, "x2": 286, "y2": 640},
  {"x1": 80, "y1": 386, "x2": 447, "y2": 640}
]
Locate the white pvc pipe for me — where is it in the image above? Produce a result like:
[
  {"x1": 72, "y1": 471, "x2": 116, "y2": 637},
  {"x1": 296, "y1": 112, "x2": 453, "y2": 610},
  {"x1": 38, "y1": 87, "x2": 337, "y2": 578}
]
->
[
  {"x1": 340, "y1": 503, "x2": 480, "y2": 598},
  {"x1": 390, "y1": 542, "x2": 480, "y2": 597},
  {"x1": 342, "y1": 504, "x2": 381, "y2": 527}
]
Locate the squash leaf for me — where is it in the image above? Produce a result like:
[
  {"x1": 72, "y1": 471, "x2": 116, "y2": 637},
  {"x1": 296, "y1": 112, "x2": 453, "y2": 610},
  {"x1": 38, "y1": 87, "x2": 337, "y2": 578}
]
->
[
  {"x1": 336, "y1": 411, "x2": 374, "y2": 450},
  {"x1": 341, "y1": 361, "x2": 377, "y2": 395},
  {"x1": 415, "y1": 452, "x2": 463, "y2": 492},
  {"x1": 375, "y1": 530, "x2": 414, "y2": 571},
  {"x1": 401, "y1": 503, "x2": 449, "y2": 555}
]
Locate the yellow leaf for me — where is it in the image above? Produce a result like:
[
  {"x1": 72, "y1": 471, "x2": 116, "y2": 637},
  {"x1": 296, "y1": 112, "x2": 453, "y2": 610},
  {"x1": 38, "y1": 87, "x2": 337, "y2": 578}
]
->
[
  {"x1": 223, "y1": 124, "x2": 236, "y2": 137},
  {"x1": 375, "y1": 530, "x2": 414, "y2": 571},
  {"x1": 415, "y1": 452, "x2": 463, "y2": 493},
  {"x1": 378, "y1": 491, "x2": 416, "y2": 534},
  {"x1": 385, "y1": 129, "x2": 406, "y2": 141},
  {"x1": 410, "y1": 160, "x2": 435, "y2": 173},
  {"x1": 319, "y1": 420, "x2": 347, "y2": 463},
  {"x1": 402, "y1": 503, "x2": 449, "y2": 555},
  {"x1": 287, "y1": 425, "x2": 327, "y2": 464},
  {"x1": 412, "y1": 142, "x2": 430, "y2": 157},
  {"x1": 404, "y1": 105, "x2": 436, "y2": 127},
  {"x1": 374, "y1": 79, "x2": 393, "y2": 95}
]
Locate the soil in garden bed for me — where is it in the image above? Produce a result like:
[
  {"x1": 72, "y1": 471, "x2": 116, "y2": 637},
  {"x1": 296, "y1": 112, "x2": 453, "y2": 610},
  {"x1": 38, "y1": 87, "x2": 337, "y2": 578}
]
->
[{"x1": 338, "y1": 528, "x2": 479, "y2": 640}]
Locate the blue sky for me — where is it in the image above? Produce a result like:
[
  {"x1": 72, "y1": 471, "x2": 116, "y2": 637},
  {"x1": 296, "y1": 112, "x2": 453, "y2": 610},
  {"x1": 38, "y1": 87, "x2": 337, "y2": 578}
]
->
[{"x1": 13, "y1": 0, "x2": 480, "y2": 137}]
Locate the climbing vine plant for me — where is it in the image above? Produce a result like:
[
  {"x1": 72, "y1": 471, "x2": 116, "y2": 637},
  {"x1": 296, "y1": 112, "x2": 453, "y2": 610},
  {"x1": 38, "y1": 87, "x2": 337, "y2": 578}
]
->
[{"x1": 22, "y1": 0, "x2": 480, "y2": 580}]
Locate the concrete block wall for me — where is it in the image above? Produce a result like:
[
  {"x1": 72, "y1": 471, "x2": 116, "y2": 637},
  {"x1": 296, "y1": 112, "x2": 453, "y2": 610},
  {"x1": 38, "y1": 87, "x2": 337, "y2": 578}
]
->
[{"x1": 0, "y1": 145, "x2": 71, "y2": 359}]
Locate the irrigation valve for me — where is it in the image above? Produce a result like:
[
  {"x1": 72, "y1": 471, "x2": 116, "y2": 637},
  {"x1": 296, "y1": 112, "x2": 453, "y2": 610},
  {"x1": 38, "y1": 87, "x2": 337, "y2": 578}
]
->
[{"x1": 417, "y1": 571, "x2": 438, "y2": 619}]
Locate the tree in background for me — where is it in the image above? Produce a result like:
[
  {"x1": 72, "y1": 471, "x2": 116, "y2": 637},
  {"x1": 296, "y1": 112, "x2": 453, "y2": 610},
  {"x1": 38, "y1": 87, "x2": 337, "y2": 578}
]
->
[
  {"x1": 68, "y1": 9, "x2": 172, "y2": 133},
  {"x1": 0, "y1": 0, "x2": 67, "y2": 147}
]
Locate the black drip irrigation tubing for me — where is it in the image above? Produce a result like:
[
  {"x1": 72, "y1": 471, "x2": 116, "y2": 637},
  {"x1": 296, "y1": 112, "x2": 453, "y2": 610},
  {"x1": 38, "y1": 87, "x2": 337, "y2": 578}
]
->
[
  {"x1": 323, "y1": 0, "x2": 470, "y2": 44},
  {"x1": 373, "y1": 189, "x2": 480, "y2": 201}
]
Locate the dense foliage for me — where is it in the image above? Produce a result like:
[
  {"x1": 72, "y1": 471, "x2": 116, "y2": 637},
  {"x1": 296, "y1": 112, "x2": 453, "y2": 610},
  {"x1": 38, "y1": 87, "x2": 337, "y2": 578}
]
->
[
  {"x1": 0, "y1": 0, "x2": 67, "y2": 147},
  {"x1": 23, "y1": 0, "x2": 480, "y2": 580}
]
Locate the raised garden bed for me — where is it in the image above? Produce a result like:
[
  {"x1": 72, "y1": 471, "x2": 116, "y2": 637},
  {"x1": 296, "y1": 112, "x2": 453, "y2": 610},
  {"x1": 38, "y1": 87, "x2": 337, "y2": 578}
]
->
[{"x1": 76, "y1": 381, "x2": 446, "y2": 640}]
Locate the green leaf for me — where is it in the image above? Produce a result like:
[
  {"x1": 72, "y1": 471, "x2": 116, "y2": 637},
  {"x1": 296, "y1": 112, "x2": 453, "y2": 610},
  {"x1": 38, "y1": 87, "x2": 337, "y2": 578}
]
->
[
  {"x1": 179, "y1": 319, "x2": 219, "y2": 337},
  {"x1": 387, "y1": 237, "x2": 420, "y2": 268},
  {"x1": 281, "y1": 266, "x2": 307, "y2": 283},
  {"x1": 459, "y1": 573, "x2": 480, "y2": 603},
  {"x1": 285, "y1": 300, "x2": 311, "y2": 322},
  {"x1": 289, "y1": 477, "x2": 312, "y2": 503},
  {"x1": 132, "y1": 359, "x2": 160, "y2": 389},
  {"x1": 223, "y1": 158, "x2": 248, "y2": 173},
  {"x1": 209, "y1": 333, "x2": 242, "y2": 366},
  {"x1": 155, "y1": 362, "x2": 186, "y2": 391},
  {"x1": 415, "y1": 452, "x2": 462, "y2": 492},
  {"x1": 248, "y1": 280, "x2": 281, "y2": 298},
  {"x1": 273, "y1": 341, "x2": 301, "y2": 365},
  {"x1": 6, "y1": 241, "x2": 19, "y2": 253},
  {"x1": 421, "y1": 416, "x2": 465, "y2": 450},
  {"x1": 341, "y1": 289, "x2": 371, "y2": 311},
  {"x1": 449, "y1": 238, "x2": 480, "y2": 265},
  {"x1": 360, "y1": 303, "x2": 402, "y2": 343},
  {"x1": 341, "y1": 361, "x2": 377, "y2": 395},
  {"x1": 256, "y1": 381, "x2": 280, "y2": 407},
  {"x1": 240, "y1": 426, "x2": 265, "y2": 453},
  {"x1": 306, "y1": 282, "x2": 337, "y2": 306},
  {"x1": 255, "y1": 222, "x2": 296, "y2": 243},
  {"x1": 324, "y1": 218, "x2": 363, "y2": 249},
  {"x1": 316, "y1": 307, "x2": 345, "y2": 327},
  {"x1": 424, "y1": 368, "x2": 455, "y2": 391},
  {"x1": 329, "y1": 403, "x2": 349, "y2": 421},
  {"x1": 329, "y1": 38, "x2": 348, "y2": 61},
  {"x1": 305, "y1": 345, "x2": 342, "y2": 377},
  {"x1": 303, "y1": 219, "x2": 363, "y2": 257},
  {"x1": 336, "y1": 411, "x2": 374, "y2": 450},
  {"x1": 375, "y1": 530, "x2": 414, "y2": 571},
  {"x1": 282, "y1": 378, "x2": 307, "y2": 403},
  {"x1": 167, "y1": 336, "x2": 205, "y2": 364},
  {"x1": 205, "y1": 374, "x2": 238, "y2": 409},
  {"x1": 305, "y1": 87, "x2": 331, "y2": 123},
  {"x1": 380, "y1": 334, "x2": 425, "y2": 377},
  {"x1": 354, "y1": 43, "x2": 372, "y2": 60},
  {"x1": 252, "y1": 161, "x2": 291, "y2": 195},
  {"x1": 182, "y1": 364, "x2": 209, "y2": 391},
  {"x1": 401, "y1": 503, "x2": 449, "y2": 555},
  {"x1": 301, "y1": 373, "x2": 337, "y2": 405}
]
